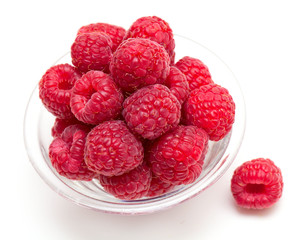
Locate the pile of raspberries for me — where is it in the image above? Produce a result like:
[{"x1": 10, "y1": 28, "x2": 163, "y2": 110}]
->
[{"x1": 39, "y1": 16, "x2": 282, "y2": 209}]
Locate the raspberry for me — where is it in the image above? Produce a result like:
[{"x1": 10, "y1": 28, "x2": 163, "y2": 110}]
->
[
  {"x1": 182, "y1": 83, "x2": 235, "y2": 141},
  {"x1": 122, "y1": 84, "x2": 181, "y2": 140},
  {"x1": 77, "y1": 23, "x2": 126, "y2": 52},
  {"x1": 71, "y1": 32, "x2": 113, "y2": 73},
  {"x1": 164, "y1": 66, "x2": 189, "y2": 105},
  {"x1": 147, "y1": 176, "x2": 175, "y2": 198},
  {"x1": 109, "y1": 38, "x2": 170, "y2": 93},
  {"x1": 39, "y1": 63, "x2": 82, "y2": 119},
  {"x1": 147, "y1": 125, "x2": 209, "y2": 185},
  {"x1": 84, "y1": 120, "x2": 144, "y2": 176},
  {"x1": 70, "y1": 70, "x2": 123, "y2": 125},
  {"x1": 49, "y1": 124, "x2": 97, "y2": 181},
  {"x1": 175, "y1": 56, "x2": 213, "y2": 91},
  {"x1": 124, "y1": 16, "x2": 175, "y2": 63},
  {"x1": 231, "y1": 158, "x2": 283, "y2": 209},
  {"x1": 98, "y1": 163, "x2": 152, "y2": 200},
  {"x1": 51, "y1": 117, "x2": 82, "y2": 138}
]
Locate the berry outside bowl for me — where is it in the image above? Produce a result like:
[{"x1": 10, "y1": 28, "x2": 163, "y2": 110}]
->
[{"x1": 23, "y1": 35, "x2": 246, "y2": 215}]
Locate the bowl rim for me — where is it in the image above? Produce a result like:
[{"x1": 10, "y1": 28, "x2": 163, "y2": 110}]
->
[{"x1": 23, "y1": 35, "x2": 246, "y2": 215}]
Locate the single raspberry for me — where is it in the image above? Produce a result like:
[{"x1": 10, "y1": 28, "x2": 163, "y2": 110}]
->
[
  {"x1": 84, "y1": 120, "x2": 144, "y2": 176},
  {"x1": 109, "y1": 38, "x2": 170, "y2": 93},
  {"x1": 147, "y1": 125, "x2": 209, "y2": 185},
  {"x1": 175, "y1": 56, "x2": 213, "y2": 91},
  {"x1": 77, "y1": 22, "x2": 126, "y2": 52},
  {"x1": 147, "y1": 176, "x2": 175, "y2": 198},
  {"x1": 122, "y1": 84, "x2": 181, "y2": 140},
  {"x1": 182, "y1": 83, "x2": 235, "y2": 141},
  {"x1": 164, "y1": 66, "x2": 189, "y2": 105},
  {"x1": 49, "y1": 124, "x2": 97, "y2": 181},
  {"x1": 124, "y1": 16, "x2": 175, "y2": 63},
  {"x1": 39, "y1": 63, "x2": 82, "y2": 119},
  {"x1": 51, "y1": 117, "x2": 82, "y2": 138},
  {"x1": 98, "y1": 163, "x2": 152, "y2": 200},
  {"x1": 71, "y1": 32, "x2": 113, "y2": 73},
  {"x1": 70, "y1": 70, "x2": 123, "y2": 125},
  {"x1": 231, "y1": 158, "x2": 283, "y2": 209}
]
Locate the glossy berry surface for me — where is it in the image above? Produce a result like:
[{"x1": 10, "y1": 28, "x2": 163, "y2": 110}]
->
[
  {"x1": 175, "y1": 56, "x2": 213, "y2": 91},
  {"x1": 70, "y1": 70, "x2": 123, "y2": 125},
  {"x1": 183, "y1": 83, "x2": 235, "y2": 141},
  {"x1": 84, "y1": 120, "x2": 144, "y2": 176},
  {"x1": 49, "y1": 124, "x2": 96, "y2": 181},
  {"x1": 98, "y1": 163, "x2": 152, "y2": 200},
  {"x1": 122, "y1": 84, "x2": 181, "y2": 140},
  {"x1": 147, "y1": 125, "x2": 209, "y2": 185},
  {"x1": 231, "y1": 158, "x2": 283, "y2": 209},
  {"x1": 110, "y1": 38, "x2": 170, "y2": 93},
  {"x1": 71, "y1": 32, "x2": 112, "y2": 73},
  {"x1": 124, "y1": 16, "x2": 175, "y2": 63},
  {"x1": 39, "y1": 63, "x2": 82, "y2": 119},
  {"x1": 77, "y1": 22, "x2": 126, "y2": 52}
]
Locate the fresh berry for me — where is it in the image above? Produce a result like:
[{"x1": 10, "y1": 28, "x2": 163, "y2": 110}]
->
[
  {"x1": 124, "y1": 16, "x2": 175, "y2": 63},
  {"x1": 70, "y1": 70, "x2": 123, "y2": 125},
  {"x1": 182, "y1": 83, "x2": 235, "y2": 141},
  {"x1": 110, "y1": 38, "x2": 170, "y2": 93},
  {"x1": 49, "y1": 124, "x2": 97, "y2": 181},
  {"x1": 39, "y1": 63, "x2": 82, "y2": 119},
  {"x1": 231, "y1": 158, "x2": 283, "y2": 209},
  {"x1": 51, "y1": 117, "x2": 82, "y2": 138},
  {"x1": 147, "y1": 125, "x2": 209, "y2": 185},
  {"x1": 175, "y1": 56, "x2": 213, "y2": 91},
  {"x1": 71, "y1": 32, "x2": 113, "y2": 73},
  {"x1": 98, "y1": 163, "x2": 152, "y2": 200},
  {"x1": 77, "y1": 23, "x2": 126, "y2": 52},
  {"x1": 122, "y1": 84, "x2": 181, "y2": 140},
  {"x1": 164, "y1": 66, "x2": 189, "y2": 105},
  {"x1": 147, "y1": 176, "x2": 175, "y2": 197},
  {"x1": 84, "y1": 120, "x2": 144, "y2": 176}
]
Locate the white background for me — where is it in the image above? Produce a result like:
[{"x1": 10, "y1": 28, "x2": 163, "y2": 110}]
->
[{"x1": 1, "y1": 0, "x2": 299, "y2": 239}]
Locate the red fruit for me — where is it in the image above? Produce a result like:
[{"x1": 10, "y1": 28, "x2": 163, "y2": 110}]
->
[
  {"x1": 51, "y1": 117, "x2": 82, "y2": 138},
  {"x1": 147, "y1": 176, "x2": 175, "y2": 198},
  {"x1": 84, "y1": 120, "x2": 144, "y2": 176},
  {"x1": 175, "y1": 56, "x2": 213, "y2": 91},
  {"x1": 49, "y1": 124, "x2": 96, "y2": 181},
  {"x1": 231, "y1": 158, "x2": 283, "y2": 209},
  {"x1": 98, "y1": 163, "x2": 152, "y2": 200},
  {"x1": 124, "y1": 16, "x2": 175, "y2": 63},
  {"x1": 70, "y1": 70, "x2": 124, "y2": 125},
  {"x1": 147, "y1": 125, "x2": 209, "y2": 185},
  {"x1": 122, "y1": 84, "x2": 181, "y2": 140},
  {"x1": 164, "y1": 66, "x2": 189, "y2": 105},
  {"x1": 71, "y1": 32, "x2": 113, "y2": 73},
  {"x1": 110, "y1": 38, "x2": 170, "y2": 93},
  {"x1": 39, "y1": 63, "x2": 82, "y2": 119},
  {"x1": 77, "y1": 23, "x2": 126, "y2": 52},
  {"x1": 183, "y1": 83, "x2": 235, "y2": 141}
]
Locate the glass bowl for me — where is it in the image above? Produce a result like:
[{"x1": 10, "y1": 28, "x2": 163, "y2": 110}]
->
[{"x1": 23, "y1": 35, "x2": 246, "y2": 215}]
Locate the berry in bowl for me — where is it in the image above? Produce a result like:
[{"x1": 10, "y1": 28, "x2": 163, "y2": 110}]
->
[{"x1": 24, "y1": 16, "x2": 245, "y2": 215}]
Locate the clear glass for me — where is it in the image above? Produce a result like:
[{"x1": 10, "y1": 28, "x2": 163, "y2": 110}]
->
[{"x1": 23, "y1": 35, "x2": 246, "y2": 215}]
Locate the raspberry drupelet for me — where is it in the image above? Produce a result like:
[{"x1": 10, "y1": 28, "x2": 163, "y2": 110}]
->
[
  {"x1": 84, "y1": 120, "x2": 144, "y2": 176},
  {"x1": 70, "y1": 70, "x2": 124, "y2": 125},
  {"x1": 77, "y1": 22, "x2": 126, "y2": 52},
  {"x1": 109, "y1": 38, "x2": 170, "y2": 93},
  {"x1": 49, "y1": 124, "x2": 97, "y2": 181},
  {"x1": 231, "y1": 158, "x2": 283, "y2": 209},
  {"x1": 124, "y1": 16, "x2": 175, "y2": 63},
  {"x1": 183, "y1": 83, "x2": 235, "y2": 141},
  {"x1": 122, "y1": 84, "x2": 181, "y2": 140},
  {"x1": 147, "y1": 125, "x2": 209, "y2": 185},
  {"x1": 39, "y1": 63, "x2": 82, "y2": 119}
]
